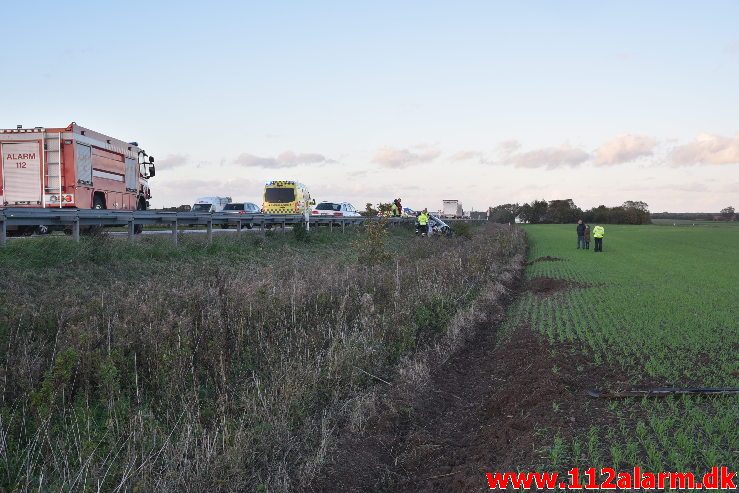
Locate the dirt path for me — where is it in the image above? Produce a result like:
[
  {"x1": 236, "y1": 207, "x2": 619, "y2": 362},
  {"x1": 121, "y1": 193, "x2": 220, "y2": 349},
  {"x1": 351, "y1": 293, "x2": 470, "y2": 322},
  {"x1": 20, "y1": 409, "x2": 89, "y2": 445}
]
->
[{"x1": 312, "y1": 280, "x2": 634, "y2": 492}]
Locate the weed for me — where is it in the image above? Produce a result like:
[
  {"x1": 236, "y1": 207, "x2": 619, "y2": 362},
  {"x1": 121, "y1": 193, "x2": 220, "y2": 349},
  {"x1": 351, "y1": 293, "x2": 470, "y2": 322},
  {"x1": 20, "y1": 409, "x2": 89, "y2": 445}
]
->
[
  {"x1": 0, "y1": 223, "x2": 525, "y2": 491},
  {"x1": 355, "y1": 219, "x2": 392, "y2": 266},
  {"x1": 452, "y1": 221, "x2": 473, "y2": 239}
]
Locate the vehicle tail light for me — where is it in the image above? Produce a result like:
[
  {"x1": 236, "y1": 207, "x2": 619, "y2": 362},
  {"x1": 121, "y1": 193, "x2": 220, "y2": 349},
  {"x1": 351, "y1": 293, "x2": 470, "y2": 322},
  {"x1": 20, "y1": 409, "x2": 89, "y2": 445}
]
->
[{"x1": 311, "y1": 210, "x2": 319, "y2": 214}]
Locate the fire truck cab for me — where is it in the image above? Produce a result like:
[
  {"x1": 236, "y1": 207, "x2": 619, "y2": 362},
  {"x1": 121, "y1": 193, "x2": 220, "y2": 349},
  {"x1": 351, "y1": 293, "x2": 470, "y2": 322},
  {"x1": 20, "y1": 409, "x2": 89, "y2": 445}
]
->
[{"x1": 0, "y1": 123, "x2": 155, "y2": 213}]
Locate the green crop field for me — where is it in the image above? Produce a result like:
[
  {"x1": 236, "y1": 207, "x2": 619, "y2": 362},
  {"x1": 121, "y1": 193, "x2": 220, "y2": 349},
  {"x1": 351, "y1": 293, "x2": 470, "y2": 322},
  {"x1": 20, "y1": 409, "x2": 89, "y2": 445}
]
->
[{"x1": 504, "y1": 224, "x2": 739, "y2": 472}]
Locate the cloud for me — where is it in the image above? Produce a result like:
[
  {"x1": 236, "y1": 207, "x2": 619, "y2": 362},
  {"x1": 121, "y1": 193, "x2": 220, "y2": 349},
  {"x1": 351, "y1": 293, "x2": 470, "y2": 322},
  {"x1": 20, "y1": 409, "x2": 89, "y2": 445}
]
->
[
  {"x1": 497, "y1": 140, "x2": 522, "y2": 154},
  {"x1": 234, "y1": 151, "x2": 333, "y2": 168},
  {"x1": 594, "y1": 134, "x2": 657, "y2": 166},
  {"x1": 449, "y1": 150, "x2": 483, "y2": 162},
  {"x1": 372, "y1": 146, "x2": 441, "y2": 168},
  {"x1": 157, "y1": 154, "x2": 189, "y2": 170},
  {"x1": 668, "y1": 133, "x2": 739, "y2": 166},
  {"x1": 498, "y1": 140, "x2": 590, "y2": 169}
]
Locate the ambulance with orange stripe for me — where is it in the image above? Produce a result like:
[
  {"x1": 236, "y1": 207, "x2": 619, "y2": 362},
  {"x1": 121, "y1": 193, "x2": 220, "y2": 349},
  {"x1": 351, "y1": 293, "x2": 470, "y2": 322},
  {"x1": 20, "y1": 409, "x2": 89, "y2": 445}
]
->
[{"x1": 262, "y1": 180, "x2": 315, "y2": 214}]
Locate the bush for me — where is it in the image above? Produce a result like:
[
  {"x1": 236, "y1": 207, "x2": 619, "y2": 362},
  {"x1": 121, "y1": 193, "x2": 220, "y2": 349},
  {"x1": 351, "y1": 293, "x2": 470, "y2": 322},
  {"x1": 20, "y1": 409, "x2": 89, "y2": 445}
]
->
[
  {"x1": 292, "y1": 222, "x2": 311, "y2": 243},
  {"x1": 355, "y1": 219, "x2": 392, "y2": 265},
  {"x1": 452, "y1": 221, "x2": 473, "y2": 239}
]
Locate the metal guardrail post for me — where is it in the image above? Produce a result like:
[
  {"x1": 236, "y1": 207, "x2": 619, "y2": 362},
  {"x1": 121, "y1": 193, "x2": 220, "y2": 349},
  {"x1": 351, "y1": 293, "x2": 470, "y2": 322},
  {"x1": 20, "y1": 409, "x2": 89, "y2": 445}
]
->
[
  {"x1": 342, "y1": 220, "x2": 345, "y2": 233},
  {"x1": 171, "y1": 220, "x2": 178, "y2": 246},
  {"x1": 0, "y1": 215, "x2": 6, "y2": 247},
  {"x1": 237, "y1": 219, "x2": 242, "y2": 234},
  {"x1": 207, "y1": 219, "x2": 213, "y2": 245},
  {"x1": 329, "y1": 221, "x2": 333, "y2": 232},
  {"x1": 127, "y1": 219, "x2": 135, "y2": 242},
  {"x1": 72, "y1": 217, "x2": 80, "y2": 242}
]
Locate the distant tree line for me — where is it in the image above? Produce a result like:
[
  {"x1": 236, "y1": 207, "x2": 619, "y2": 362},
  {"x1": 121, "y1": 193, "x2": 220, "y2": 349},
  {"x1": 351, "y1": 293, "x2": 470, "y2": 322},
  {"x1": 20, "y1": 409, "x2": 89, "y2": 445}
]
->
[
  {"x1": 487, "y1": 199, "x2": 652, "y2": 224},
  {"x1": 651, "y1": 206, "x2": 736, "y2": 222}
]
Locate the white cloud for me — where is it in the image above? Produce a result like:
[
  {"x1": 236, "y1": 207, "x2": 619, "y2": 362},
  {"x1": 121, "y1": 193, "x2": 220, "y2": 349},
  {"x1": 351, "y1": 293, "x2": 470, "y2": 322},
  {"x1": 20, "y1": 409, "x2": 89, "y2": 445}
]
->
[
  {"x1": 498, "y1": 140, "x2": 590, "y2": 169},
  {"x1": 372, "y1": 146, "x2": 441, "y2": 168},
  {"x1": 594, "y1": 134, "x2": 657, "y2": 166},
  {"x1": 234, "y1": 151, "x2": 333, "y2": 168},
  {"x1": 497, "y1": 140, "x2": 522, "y2": 154},
  {"x1": 449, "y1": 150, "x2": 483, "y2": 162},
  {"x1": 156, "y1": 154, "x2": 189, "y2": 170},
  {"x1": 668, "y1": 133, "x2": 739, "y2": 166}
]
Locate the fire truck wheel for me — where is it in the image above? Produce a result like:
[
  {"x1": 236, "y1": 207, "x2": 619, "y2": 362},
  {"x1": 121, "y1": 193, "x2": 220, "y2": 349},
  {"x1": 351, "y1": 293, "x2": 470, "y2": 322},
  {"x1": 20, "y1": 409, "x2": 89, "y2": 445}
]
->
[
  {"x1": 245, "y1": 223, "x2": 253, "y2": 229},
  {"x1": 36, "y1": 225, "x2": 50, "y2": 235},
  {"x1": 93, "y1": 196, "x2": 105, "y2": 210},
  {"x1": 220, "y1": 224, "x2": 229, "y2": 229},
  {"x1": 133, "y1": 199, "x2": 145, "y2": 234}
]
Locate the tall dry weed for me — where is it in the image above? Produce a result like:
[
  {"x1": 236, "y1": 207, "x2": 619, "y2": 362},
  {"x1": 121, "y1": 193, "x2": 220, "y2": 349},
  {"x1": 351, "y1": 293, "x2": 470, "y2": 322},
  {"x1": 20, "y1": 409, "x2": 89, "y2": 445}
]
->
[{"x1": 0, "y1": 224, "x2": 525, "y2": 492}]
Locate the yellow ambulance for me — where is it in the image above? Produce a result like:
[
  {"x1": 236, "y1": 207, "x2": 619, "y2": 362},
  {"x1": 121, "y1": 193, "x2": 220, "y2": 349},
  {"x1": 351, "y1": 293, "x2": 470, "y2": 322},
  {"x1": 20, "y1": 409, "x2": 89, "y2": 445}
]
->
[{"x1": 262, "y1": 180, "x2": 315, "y2": 214}]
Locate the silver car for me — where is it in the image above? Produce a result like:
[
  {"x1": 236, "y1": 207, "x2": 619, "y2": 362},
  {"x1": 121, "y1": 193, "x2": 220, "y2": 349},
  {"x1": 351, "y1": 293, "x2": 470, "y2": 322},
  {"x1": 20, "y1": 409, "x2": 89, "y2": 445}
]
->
[{"x1": 221, "y1": 202, "x2": 261, "y2": 229}]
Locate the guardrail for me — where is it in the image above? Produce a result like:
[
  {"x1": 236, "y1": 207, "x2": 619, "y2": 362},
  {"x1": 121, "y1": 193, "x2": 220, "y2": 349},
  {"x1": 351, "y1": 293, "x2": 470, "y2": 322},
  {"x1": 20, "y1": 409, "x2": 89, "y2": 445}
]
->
[{"x1": 0, "y1": 208, "x2": 483, "y2": 246}]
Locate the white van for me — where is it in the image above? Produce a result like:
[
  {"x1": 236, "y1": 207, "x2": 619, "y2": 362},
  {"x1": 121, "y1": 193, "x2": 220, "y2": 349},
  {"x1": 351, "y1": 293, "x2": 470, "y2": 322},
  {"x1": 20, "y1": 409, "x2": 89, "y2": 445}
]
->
[{"x1": 191, "y1": 196, "x2": 232, "y2": 213}]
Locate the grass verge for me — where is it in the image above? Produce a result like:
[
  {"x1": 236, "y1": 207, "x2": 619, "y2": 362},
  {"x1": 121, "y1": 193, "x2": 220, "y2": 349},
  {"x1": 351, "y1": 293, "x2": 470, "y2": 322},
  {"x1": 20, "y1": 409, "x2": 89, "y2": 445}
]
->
[{"x1": 0, "y1": 222, "x2": 525, "y2": 492}]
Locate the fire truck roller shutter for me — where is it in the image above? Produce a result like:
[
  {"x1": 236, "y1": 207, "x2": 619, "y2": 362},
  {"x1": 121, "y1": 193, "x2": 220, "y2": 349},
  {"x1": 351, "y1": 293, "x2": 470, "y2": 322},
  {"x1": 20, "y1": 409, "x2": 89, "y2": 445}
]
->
[
  {"x1": 124, "y1": 158, "x2": 137, "y2": 192},
  {"x1": 2, "y1": 142, "x2": 42, "y2": 205},
  {"x1": 76, "y1": 143, "x2": 93, "y2": 185}
]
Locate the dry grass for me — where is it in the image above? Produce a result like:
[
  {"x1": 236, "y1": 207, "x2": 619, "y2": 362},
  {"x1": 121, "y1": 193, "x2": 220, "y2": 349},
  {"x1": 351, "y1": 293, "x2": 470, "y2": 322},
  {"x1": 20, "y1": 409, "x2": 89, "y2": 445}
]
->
[{"x1": 0, "y1": 224, "x2": 525, "y2": 492}]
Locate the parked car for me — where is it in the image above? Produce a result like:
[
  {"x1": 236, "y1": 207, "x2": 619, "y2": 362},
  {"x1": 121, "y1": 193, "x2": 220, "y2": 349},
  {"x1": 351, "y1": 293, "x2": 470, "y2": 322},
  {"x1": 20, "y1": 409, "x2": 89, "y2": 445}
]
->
[
  {"x1": 220, "y1": 202, "x2": 260, "y2": 229},
  {"x1": 192, "y1": 196, "x2": 232, "y2": 213},
  {"x1": 311, "y1": 201, "x2": 362, "y2": 217}
]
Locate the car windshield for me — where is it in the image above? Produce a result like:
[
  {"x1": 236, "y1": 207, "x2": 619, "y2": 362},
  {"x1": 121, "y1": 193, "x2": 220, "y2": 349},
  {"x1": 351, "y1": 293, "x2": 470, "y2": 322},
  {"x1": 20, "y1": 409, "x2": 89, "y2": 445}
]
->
[
  {"x1": 264, "y1": 187, "x2": 295, "y2": 203},
  {"x1": 316, "y1": 202, "x2": 340, "y2": 211},
  {"x1": 223, "y1": 203, "x2": 244, "y2": 211},
  {"x1": 245, "y1": 203, "x2": 259, "y2": 212},
  {"x1": 192, "y1": 204, "x2": 212, "y2": 212}
]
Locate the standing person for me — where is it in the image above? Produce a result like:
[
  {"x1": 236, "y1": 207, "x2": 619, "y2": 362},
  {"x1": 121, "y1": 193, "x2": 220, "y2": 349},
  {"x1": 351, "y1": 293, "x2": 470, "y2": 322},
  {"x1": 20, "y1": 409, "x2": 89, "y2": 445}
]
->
[
  {"x1": 593, "y1": 224, "x2": 605, "y2": 252},
  {"x1": 395, "y1": 198, "x2": 403, "y2": 216},
  {"x1": 576, "y1": 219, "x2": 586, "y2": 249},
  {"x1": 417, "y1": 209, "x2": 429, "y2": 236},
  {"x1": 584, "y1": 224, "x2": 591, "y2": 250},
  {"x1": 391, "y1": 200, "x2": 399, "y2": 217}
]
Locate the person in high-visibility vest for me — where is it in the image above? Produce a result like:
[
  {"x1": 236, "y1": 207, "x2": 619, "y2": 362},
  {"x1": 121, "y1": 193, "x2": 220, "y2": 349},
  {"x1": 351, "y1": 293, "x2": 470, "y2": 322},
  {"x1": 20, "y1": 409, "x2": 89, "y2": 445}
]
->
[
  {"x1": 592, "y1": 225, "x2": 605, "y2": 252},
  {"x1": 391, "y1": 202, "x2": 399, "y2": 217},
  {"x1": 417, "y1": 209, "x2": 429, "y2": 236}
]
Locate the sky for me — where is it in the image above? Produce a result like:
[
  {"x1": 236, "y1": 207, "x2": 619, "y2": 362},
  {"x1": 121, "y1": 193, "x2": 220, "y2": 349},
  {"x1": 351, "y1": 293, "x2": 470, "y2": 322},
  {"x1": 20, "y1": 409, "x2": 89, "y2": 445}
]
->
[{"x1": 2, "y1": 0, "x2": 738, "y2": 212}]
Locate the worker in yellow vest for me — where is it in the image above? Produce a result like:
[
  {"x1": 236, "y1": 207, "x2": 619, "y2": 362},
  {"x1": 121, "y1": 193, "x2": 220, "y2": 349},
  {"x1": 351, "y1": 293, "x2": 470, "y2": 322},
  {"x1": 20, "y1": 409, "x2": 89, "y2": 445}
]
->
[
  {"x1": 417, "y1": 209, "x2": 429, "y2": 236},
  {"x1": 593, "y1": 225, "x2": 605, "y2": 252}
]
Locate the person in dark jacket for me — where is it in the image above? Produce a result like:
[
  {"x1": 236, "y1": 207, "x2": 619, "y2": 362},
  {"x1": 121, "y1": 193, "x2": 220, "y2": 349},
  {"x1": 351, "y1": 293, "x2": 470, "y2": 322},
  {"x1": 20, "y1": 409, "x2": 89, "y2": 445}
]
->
[
  {"x1": 584, "y1": 224, "x2": 591, "y2": 249},
  {"x1": 576, "y1": 219, "x2": 586, "y2": 249}
]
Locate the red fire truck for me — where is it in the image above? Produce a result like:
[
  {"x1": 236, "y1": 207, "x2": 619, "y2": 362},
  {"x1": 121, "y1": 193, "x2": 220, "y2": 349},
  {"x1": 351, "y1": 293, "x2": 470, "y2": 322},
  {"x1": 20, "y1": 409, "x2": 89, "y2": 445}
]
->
[{"x1": 0, "y1": 123, "x2": 155, "y2": 218}]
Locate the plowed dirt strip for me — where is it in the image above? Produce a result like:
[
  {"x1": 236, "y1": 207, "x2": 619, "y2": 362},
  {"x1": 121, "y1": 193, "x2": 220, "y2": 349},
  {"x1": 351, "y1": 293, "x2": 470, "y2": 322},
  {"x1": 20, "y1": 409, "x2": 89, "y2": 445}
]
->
[{"x1": 312, "y1": 298, "x2": 636, "y2": 492}]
